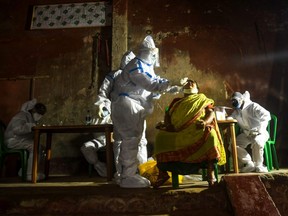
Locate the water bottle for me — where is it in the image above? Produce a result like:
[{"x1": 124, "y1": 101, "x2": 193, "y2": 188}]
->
[{"x1": 85, "y1": 110, "x2": 92, "y2": 125}]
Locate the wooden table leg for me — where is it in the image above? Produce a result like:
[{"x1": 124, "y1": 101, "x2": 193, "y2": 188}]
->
[
  {"x1": 105, "y1": 127, "x2": 113, "y2": 181},
  {"x1": 229, "y1": 123, "x2": 239, "y2": 173},
  {"x1": 44, "y1": 133, "x2": 52, "y2": 179},
  {"x1": 222, "y1": 128, "x2": 231, "y2": 173},
  {"x1": 32, "y1": 129, "x2": 40, "y2": 183}
]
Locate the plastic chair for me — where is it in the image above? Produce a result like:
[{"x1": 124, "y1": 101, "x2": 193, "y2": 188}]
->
[
  {"x1": 264, "y1": 114, "x2": 279, "y2": 171},
  {"x1": 0, "y1": 121, "x2": 29, "y2": 181}
]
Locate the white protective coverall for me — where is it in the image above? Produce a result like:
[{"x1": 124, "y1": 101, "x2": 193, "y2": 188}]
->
[
  {"x1": 81, "y1": 51, "x2": 150, "y2": 179},
  {"x1": 80, "y1": 114, "x2": 112, "y2": 177},
  {"x1": 4, "y1": 99, "x2": 44, "y2": 180},
  {"x1": 111, "y1": 36, "x2": 180, "y2": 188},
  {"x1": 230, "y1": 91, "x2": 271, "y2": 173}
]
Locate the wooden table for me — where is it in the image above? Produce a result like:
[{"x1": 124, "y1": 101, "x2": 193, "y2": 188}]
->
[
  {"x1": 32, "y1": 124, "x2": 113, "y2": 183},
  {"x1": 217, "y1": 119, "x2": 239, "y2": 173}
]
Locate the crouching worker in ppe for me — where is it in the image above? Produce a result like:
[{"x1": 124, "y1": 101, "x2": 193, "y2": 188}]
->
[
  {"x1": 4, "y1": 99, "x2": 47, "y2": 181},
  {"x1": 111, "y1": 35, "x2": 181, "y2": 188},
  {"x1": 229, "y1": 91, "x2": 270, "y2": 173},
  {"x1": 80, "y1": 104, "x2": 112, "y2": 177},
  {"x1": 153, "y1": 79, "x2": 226, "y2": 188},
  {"x1": 80, "y1": 102, "x2": 149, "y2": 180}
]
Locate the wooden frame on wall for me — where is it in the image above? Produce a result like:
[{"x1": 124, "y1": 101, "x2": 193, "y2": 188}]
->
[{"x1": 30, "y1": 1, "x2": 112, "y2": 30}]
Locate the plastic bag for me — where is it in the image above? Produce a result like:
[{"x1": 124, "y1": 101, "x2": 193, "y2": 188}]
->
[{"x1": 138, "y1": 160, "x2": 183, "y2": 185}]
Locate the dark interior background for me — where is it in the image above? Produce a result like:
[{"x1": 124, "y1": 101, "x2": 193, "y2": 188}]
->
[{"x1": 1, "y1": 0, "x2": 287, "y2": 175}]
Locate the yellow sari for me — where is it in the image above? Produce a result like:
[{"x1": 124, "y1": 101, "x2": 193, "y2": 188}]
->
[{"x1": 154, "y1": 93, "x2": 226, "y2": 166}]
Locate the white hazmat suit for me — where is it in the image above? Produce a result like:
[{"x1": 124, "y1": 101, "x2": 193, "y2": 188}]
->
[
  {"x1": 229, "y1": 91, "x2": 271, "y2": 173},
  {"x1": 111, "y1": 36, "x2": 180, "y2": 188},
  {"x1": 80, "y1": 114, "x2": 112, "y2": 177},
  {"x1": 4, "y1": 99, "x2": 46, "y2": 181},
  {"x1": 81, "y1": 51, "x2": 148, "y2": 181}
]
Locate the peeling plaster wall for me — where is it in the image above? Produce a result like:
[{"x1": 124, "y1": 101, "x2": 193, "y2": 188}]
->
[
  {"x1": 111, "y1": 0, "x2": 128, "y2": 70},
  {"x1": 123, "y1": 0, "x2": 288, "y2": 166},
  {"x1": 0, "y1": 0, "x2": 112, "y2": 174},
  {"x1": 1, "y1": 0, "x2": 288, "y2": 175},
  {"x1": 127, "y1": 0, "x2": 278, "y2": 101}
]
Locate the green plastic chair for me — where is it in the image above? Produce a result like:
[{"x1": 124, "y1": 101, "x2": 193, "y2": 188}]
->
[
  {"x1": 0, "y1": 121, "x2": 29, "y2": 181},
  {"x1": 264, "y1": 114, "x2": 279, "y2": 171}
]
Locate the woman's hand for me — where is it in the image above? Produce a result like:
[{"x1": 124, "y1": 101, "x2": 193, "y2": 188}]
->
[
  {"x1": 196, "y1": 119, "x2": 206, "y2": 129},
  {"x1": 155, "y1": 121, "x2": 165, "y2": 129},
  {"x1": 196, "y1": 107, "x2": 214, "y2": 130},
  {"x1": 155, "y1": 121, "x2": 175, "y2": 131}
]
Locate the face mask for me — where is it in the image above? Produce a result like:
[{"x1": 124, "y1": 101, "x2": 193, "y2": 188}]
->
[
  {"x1": 183, "y1": 86, "x2": 198, "y2": 94},
  {"x1": 33, "y1": 113, "x2": 43, "y2": 122},
  {"x1": 102, "y1": 109, "x2": 109, "y2": 117},
  {"x1": 191, "y1": 87, "x2": 198, "y2": 94},
  {"x1": 232, "y1": 99, "x2": 241, "y2": 109},
  {"x1": 99, "y1": 107, "x2": 110, "y2": 118}
]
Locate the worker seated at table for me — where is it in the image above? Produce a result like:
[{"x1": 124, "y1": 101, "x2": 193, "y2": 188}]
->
[
  {"x1": 4, "y1": 98, "x2": 47, "y2": 181},
  {"x1": 152, "y1": 78, "x2": 226, "y2": 188},
  {"x1": 229, "y1": 91, "x2": 270, "y2": 173}
]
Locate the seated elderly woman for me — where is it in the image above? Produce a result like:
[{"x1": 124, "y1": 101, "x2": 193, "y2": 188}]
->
[{"x1": 153, "y1": 78, "x2": 226, "y2": 188}]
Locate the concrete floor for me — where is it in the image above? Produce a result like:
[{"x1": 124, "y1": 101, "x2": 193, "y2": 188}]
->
[
  {"x1": 0, "y1": 169, "x2": 241, "y2": 191},
  {"x1": 0, "y1": 168, "x2": 283, "y2": 188},
  {"x1": 0, "y1": 172, "x2": 231, "y2": 215},
  {"x1": 0, "y1": 172, "x2": 212, "y2": 199},
  {"x1": 0, "y1": 170, "x2": 287, "y2": 215}
]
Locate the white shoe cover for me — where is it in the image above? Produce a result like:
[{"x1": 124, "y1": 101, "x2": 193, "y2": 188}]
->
[
  {"x1": 240, "y1": 162, "x2": 256, "y2": 173},
  {"x1": 255, "y1": 166, "x2": 268, "y2": 173},
  {"x1": 120, "y1": 174, "x2": 151, "y2": 188},
  {"x1": 94, "y1": 162, "x2": 107, "y2": 177},
  {"x1": 113, "y1": 172, "x2": 121, "y2": 185}
]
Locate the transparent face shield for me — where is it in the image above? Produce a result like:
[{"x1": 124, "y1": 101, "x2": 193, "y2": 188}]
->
[{"x1": 151, "y1": 48, "x2": 160, "y2": 67}]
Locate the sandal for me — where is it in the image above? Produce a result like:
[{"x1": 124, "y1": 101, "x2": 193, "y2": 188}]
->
[
  {"x1": 207, "y1": 161, "x2": 217, "y2": 188},
  {"x1": 152, "y1": 171, "x2": 170, "y2": 189},
  {"x1": 208, "y1": 179, "x2": 219, "y2": 187}
]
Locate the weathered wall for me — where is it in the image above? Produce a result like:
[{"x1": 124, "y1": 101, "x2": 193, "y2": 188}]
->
[
  {"x1": 1, "y1": 0, "x2": 288, "y2": 175},
  {"x1": 122, "y1": 0, "x2": 288, "y2": 166},
  {"x1": 0, "y1": 0, "x2": 113, "y2": 174}
]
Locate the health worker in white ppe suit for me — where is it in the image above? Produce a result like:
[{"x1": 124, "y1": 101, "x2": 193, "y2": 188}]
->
[
  {"x1": 111, "y1": 35, "x2": 181, "y2": 188},
  {"x1": 4, "y1": 99, "x2": 47, "y2": 181},
  {"x1": 229, "y1": 91, "x2": 271, "y2": 173},
  {"x1": 81, "y1": 51, "x2": 149, "y2": 182},
  {"x1": 80, "y1": 109, "x2": 112, "y2": 177}
]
